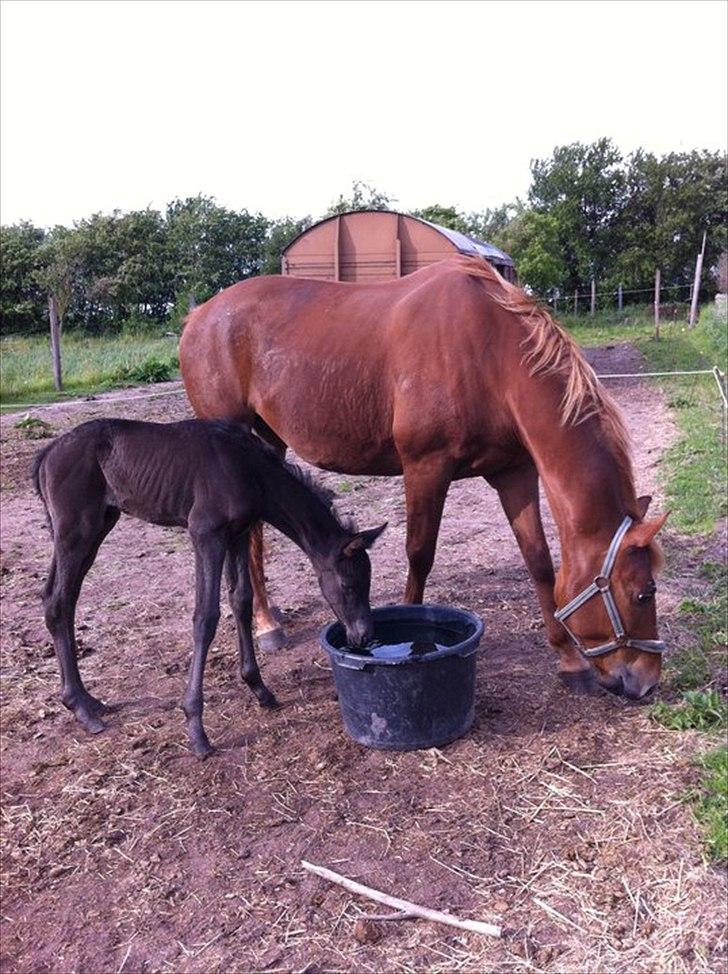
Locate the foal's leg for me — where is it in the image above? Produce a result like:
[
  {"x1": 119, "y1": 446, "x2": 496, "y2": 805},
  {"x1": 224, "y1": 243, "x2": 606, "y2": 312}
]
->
[
  {"x1": 401, "y1": 458, "x2": 452, "y2": 603},
  {"x1": 225, "y1": 535, "x2": 277, "y2": 708},
  {"x1": 486, "y1": 461, "x2": 597, "y2": 694},
  {"x1": 182, "y1": 529, "x2": 227, "y2": 758},
  {"x1": 44, "y1": 507, "x2": 120, "y2": 733}
]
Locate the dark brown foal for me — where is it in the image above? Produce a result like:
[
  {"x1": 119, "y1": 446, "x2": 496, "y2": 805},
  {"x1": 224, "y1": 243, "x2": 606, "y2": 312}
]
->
[{"x1": 33, "y1": 419, "x2": 386, "y2": 757}]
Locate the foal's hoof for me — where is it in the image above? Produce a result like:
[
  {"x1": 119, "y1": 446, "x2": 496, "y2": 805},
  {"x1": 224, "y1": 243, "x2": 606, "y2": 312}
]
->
[
  {"x1": 559, "y1": 669, "x2": 599, "y2": 696},
  {"x1": 191, "y1": 738, "x2": 214, "y2": 760},
  {"x1": 258, "y1": 688, "x2": 279, "y2": 709},
  {"x1": 79, "y1": 713, "x2": 106, "y2": 734},
  {"x1": 86, "y1": 696, "x2": 108, "y2": 717},
  {"x1": 256, "y1": 626, "x2": 286, "y2": 652}
]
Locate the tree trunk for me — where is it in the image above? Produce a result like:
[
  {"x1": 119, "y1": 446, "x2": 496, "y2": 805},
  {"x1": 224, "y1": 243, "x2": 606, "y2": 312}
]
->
[{"x1": 48, "y1": 295, "x2": 63, "y2": 392}]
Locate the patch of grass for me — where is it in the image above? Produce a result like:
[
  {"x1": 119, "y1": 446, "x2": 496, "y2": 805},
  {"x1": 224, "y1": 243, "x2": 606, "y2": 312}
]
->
[
  {"x1": 0, "y1": 331, "x2": 180, "y2": 406},
  {"x1": 664, "y1": 647, "x2": 712, "y2": 692},
  {"x1": 650, "y1": 690, "x2": 728, "y2": 731},
  {"x1": 560, "y1": 310, "x2": 655, "y2": 348},
  {"x1": 692, "y1": 746, "x2": 728, "y2": 863},
  {"x1": 665, "y1": 561, "x2": 726, "y2": 693},
  {"x1": 13, "y1": 414, "x2": 53, "y2": 439}
]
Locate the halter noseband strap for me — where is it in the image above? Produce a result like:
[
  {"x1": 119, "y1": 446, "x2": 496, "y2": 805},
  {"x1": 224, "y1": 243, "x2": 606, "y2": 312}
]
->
[{"x1": 554, "y1": 515, "x2": 666, "y2": 659}]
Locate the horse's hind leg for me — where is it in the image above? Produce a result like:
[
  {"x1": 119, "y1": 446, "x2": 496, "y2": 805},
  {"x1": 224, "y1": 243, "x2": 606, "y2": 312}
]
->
[
  {"x1": 249, "y1": 525, "x2": 286, "y2": 650},
  {"x1": 250, "y1": 418, "x2": 288, "y2": 650},
  {"x1": 44, "y1": 506, "x2": 120, "y2": 733},
  {"x1": 226, "y1": 534, "x2": 277, "y2": 708},
  {"x1": 182, "y1": 528, "x2": 227, "y2": 758}
]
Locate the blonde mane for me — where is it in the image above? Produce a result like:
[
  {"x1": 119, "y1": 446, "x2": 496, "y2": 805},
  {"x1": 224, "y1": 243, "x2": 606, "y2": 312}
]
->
[{"x1": 454, "y1": 257, "x2": 635, "y2": 489}]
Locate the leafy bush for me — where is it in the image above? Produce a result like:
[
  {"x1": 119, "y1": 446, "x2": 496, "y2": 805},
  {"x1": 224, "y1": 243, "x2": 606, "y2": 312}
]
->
[
  {"x1": 650, "y1": 690, "x2": 728, "y2": 731},
  {"x1": 113, "y1": 355, "x2": 178, "y2": 384},
  {"x1": 700, "y1": 302, "x2": 728, "y2": 365}
]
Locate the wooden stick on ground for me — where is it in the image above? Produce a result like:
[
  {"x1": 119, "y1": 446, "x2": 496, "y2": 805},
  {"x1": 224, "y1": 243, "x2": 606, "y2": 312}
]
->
[{"x1": 301, "y1": 860, "x2": 502, "y2": 938}]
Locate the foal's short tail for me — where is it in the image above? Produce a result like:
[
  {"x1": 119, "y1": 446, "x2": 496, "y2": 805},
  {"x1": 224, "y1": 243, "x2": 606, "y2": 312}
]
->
[{"x1": 31, "y1": 440, "x2": 57, "y2": 537}]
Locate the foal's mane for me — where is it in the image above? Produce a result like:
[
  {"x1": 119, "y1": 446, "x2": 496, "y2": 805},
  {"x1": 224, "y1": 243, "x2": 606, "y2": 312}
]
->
[
  {"x1": 212, "y1": 423, "x2": 356, "y2": 533},
  {"x1": 454, "y1": 257, "x2": 635, "y2": 490}
]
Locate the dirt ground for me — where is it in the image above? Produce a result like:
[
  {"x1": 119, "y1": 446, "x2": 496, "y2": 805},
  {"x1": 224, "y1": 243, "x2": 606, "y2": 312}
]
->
[{"x1": 1, "y1": 343, "x2": 726, "y2": 974}]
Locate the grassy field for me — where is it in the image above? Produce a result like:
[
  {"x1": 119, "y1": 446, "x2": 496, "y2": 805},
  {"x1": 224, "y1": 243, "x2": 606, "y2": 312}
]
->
[
  {"x1": 0, "y1": 331, "x2": 180, "y2": 407},
  {"x1": 567, "y1": 304, "x2": 727, "y2": 863}
]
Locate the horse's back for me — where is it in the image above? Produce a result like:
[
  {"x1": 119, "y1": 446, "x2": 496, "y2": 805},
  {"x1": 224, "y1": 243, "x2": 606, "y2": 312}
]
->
[{"x1": 178, "y1": 259, "x2": 519, "y2": 474}]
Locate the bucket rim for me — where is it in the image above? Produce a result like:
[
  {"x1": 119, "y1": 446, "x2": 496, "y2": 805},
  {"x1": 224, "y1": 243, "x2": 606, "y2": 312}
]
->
[{"x1": 320, "y1": 602, "x2": 484, "y2": 669}]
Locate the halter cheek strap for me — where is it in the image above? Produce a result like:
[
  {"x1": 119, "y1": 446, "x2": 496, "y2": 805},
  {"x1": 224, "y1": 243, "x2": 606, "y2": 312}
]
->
[{"x1": 554, "y1": 515, "x2": 666, "y2": 659}]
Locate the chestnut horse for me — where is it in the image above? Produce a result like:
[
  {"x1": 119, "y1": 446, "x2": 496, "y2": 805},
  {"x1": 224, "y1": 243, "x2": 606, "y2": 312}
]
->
[{"x1": 180, "y1": 257, "x2": 667, "y2": 698}]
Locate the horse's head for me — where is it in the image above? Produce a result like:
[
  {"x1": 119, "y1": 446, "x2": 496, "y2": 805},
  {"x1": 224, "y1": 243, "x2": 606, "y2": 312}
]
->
[
  {"x1": 555, "y1": 498, "x2": 668, "y2": 700},
  {"x1": 316, "y1": 523, "x2": 387, "y2": 647}
]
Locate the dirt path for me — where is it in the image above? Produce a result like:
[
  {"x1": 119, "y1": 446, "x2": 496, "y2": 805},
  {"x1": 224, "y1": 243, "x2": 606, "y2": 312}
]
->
[{"x1": 1, "y1": 344, "x2": 725, "y2": 974}]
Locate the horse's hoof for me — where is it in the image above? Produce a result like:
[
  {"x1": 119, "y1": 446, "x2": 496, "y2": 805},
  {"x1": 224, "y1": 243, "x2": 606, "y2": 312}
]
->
[
  {"x1": 256, "y1": 626, "x2": 286, "y2": 652},
  {"x1": 191, "y1": 740, "x2": 214, "y2": 760},
  {"x1": 559, "y1": 669, "x2": 599, "y2": 696}
]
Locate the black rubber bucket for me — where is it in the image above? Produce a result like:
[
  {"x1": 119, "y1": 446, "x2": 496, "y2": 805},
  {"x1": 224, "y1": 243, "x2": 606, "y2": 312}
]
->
[{"x1": 320, "y1": 604, "x2": 484, "y2": 751}]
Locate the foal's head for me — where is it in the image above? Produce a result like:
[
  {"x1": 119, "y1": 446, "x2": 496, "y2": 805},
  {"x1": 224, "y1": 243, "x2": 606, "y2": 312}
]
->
[{"x1": 316, "y1": 524, "x2": 388, "y2": 647}]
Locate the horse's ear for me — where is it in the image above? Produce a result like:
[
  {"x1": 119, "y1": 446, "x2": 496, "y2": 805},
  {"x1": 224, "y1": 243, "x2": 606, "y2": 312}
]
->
[
  {"x1": 342, "y1": 523, "x2": 388, "y2": 557},
  {"x1": 626, "y1": 512, "x2": 669, "y2": 548},
  {"x1": 635, "y1": 495, "x2": 652, "y2": 519}
]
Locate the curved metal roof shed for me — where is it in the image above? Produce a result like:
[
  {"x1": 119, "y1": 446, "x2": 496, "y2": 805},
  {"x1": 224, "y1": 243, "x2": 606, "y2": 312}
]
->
[{"x1": 281, "y1": 210, "x2": 515, "y2": 284}]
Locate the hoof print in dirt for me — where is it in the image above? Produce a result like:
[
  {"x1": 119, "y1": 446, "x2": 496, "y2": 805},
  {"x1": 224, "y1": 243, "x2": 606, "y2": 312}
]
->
[{"x1": 353, "y1": 918, "x2": 382, "y2": 945}]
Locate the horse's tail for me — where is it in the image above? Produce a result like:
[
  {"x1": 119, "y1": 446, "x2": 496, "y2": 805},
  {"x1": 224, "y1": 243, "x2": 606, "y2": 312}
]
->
[{"x1": 31, "y1": 440, "x2": 57, "y2": 537}]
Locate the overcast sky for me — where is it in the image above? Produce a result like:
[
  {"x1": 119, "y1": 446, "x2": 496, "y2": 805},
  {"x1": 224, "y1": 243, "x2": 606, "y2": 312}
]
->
[{"x1": 1, "y1": 0, "x2": 726, "y2": 229}]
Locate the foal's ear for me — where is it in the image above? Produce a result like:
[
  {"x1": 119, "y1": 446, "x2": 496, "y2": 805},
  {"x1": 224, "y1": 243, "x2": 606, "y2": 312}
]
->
[
  {"x1": 342, "y1": 523, "x2": 388, "y2": 556},
  {"x1": 634, "y1": 495, "x2": 652, "y2": 519}
]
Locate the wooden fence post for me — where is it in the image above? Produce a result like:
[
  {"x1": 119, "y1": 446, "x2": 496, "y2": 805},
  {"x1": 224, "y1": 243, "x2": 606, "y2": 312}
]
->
[
  {"x1": 618, "y1": 284, "x2": 623, "y2": 312},
  {"x1": 654, "y1": 269, "x2": 661, "y2": 340},
  {"x1": 590, "y1": 279, "x2": 596, "y2": 316},
  {"x1": 688, "y1": 230, "x2": 707, "y2": 328},
  {"x1": 48, "y1": 295, "x2": 63, "y2": 391}
]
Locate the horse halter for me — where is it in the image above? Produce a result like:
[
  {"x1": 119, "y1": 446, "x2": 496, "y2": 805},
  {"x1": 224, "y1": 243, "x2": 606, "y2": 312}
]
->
[{"x1": 554, "y1": 516, "x2": 666, "y2": 659}]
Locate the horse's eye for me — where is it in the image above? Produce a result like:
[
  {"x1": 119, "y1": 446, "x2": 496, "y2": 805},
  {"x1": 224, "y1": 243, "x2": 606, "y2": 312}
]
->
[{"x1": 636, "y1": 581, "x2": 657, "y2": 604}]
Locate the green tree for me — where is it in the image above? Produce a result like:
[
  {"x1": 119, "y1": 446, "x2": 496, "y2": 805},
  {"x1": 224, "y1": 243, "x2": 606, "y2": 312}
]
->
[
  {"x1": 613, "y1": 149, "x2": 727, "y2": 296},
  {"x1": 325, "y1": 181, "x2": 394, "y2": 216},
  {"x1": 529, "y1": 138, "x2": 626, "y2": 289},
  {"x1": 0, "y1": 221, "x2": 47, "y2": 334},
  {"x1": 165, "y1": 196, "x2": 269, "y2": 306},
  {"x1": 464, "y1": 204, "x2": 519, "y2": 246},
  {"x1": 499, "y1": 210, "x2": 567, "y2": 294},
  {"x1": 261, "y1": 216, "x2": 313, "y2": 275},
  {"x1": 35, "y1": 227, "x2": 85, "y2": 332},
  {"x1": 411, "y1": 204, "x2": 469, "y2": 233}
]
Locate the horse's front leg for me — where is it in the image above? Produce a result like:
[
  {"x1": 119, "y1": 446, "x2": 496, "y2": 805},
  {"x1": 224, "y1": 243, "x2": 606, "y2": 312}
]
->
[
  {"x1": 401, "y1": 457, "x2": 452, "y2": 603},
  {"x1": 225, "y1": 536, "x2": 278, "y2": 708},
  {"x1": 183, "y1": 530, "x2": 227, "y2": 758},
  {"x1": 486, "y1": 461, "x2": 597, "y2": 694}
]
